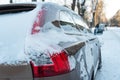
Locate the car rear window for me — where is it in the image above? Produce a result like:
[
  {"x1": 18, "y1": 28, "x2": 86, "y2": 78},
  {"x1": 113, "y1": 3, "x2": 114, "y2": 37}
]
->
[{"x1": 0, "y1": 3, "x2": 36, "y2": 14}]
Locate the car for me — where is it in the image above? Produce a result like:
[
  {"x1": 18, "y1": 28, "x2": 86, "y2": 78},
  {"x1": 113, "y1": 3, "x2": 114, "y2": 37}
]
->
[
  {"x1": 0, "y1": 2, "x2": 101, "y2": 80},
  {"x1": 94, "y1": 23, "x2": 106, "y2": 35}
]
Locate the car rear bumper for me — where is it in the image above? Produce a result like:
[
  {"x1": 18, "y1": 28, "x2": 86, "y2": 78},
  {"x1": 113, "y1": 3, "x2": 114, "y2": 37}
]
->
[
  {"x1": 0, "y1": 78, "x2": 32, "y2": 80},
  {"x1": 34, "y1": 69, "x2": 80, "y2": 80},
  {"x1": 0, "y1": 64, "x2": 33, "y2": 80},
  {"x1": 0, "y1": 63, "x2": 81, "y2": 80}
]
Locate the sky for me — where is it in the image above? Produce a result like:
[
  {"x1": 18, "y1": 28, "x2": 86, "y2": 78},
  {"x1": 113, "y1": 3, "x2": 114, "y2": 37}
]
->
[
  {"x1": 0, "y1": 0, "x2": 120, "y2": 19},
  {"x1": 0, "y1": 0, "x2": 9, "y2": 4},
  {"x1": 104, "y1": 0, "x2": 120, "y2": 19}
]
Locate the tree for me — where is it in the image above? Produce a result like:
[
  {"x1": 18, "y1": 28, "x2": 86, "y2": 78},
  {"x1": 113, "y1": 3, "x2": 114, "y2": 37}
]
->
[
  {"x1": 94, "y1": 0, "x2": 104, "y2": 26},
  {"x1": 71, "y1": 0, "x2": 76, "y2": 11},
  {"x1": 32, "y1": 0, "x2": 37, "y2": 2},
  {"x1": 81, "y1": 0, "x2": 86, "y2": 6},
  {"x1": 77, "y1": 0, "x2": 86, "y2": 16},
  {"x1": 10, "y1": 0, "x2": 13, "y2": 3},
  {"x1": 77, "y1": 0, "x2": 81, "y2": 15},
  {"x1": 71, "y1": 0, "x2": 86, "y2": 17},
  {"x1": 80, "y1": 0, "x2": 86, "y2": 16}
]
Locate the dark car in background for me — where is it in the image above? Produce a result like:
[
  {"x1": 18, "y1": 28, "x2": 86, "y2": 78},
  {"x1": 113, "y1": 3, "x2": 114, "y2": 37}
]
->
[
  {"x1": 0, "y1": 2, "x2": 101, "y2": 80},
  {"x1": 94, "y1": 23, "x2": 106, "y2": 35}
]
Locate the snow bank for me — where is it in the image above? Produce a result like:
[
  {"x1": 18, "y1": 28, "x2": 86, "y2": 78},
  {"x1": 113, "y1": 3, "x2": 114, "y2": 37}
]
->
[{"x1": 96, "y1": 27, "x2": 120, "y2": 80}]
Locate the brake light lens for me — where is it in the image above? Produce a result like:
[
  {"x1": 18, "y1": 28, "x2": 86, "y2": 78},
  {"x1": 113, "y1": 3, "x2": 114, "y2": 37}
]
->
[
  {"x1": 31, "y1": 8, "x2": 46, "y2": 34},
  {"x1": 30, "y1": 50, "x2": 70, "y2": 78}
]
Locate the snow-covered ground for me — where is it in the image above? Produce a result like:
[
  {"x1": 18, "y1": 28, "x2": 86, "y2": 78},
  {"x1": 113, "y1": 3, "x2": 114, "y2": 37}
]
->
[{"x1": 95, "y1": 27, "x2": 120, "y2": 80}]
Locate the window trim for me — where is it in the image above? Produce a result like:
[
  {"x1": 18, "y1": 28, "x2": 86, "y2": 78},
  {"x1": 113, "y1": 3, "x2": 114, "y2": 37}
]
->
[{"x1": 59, "y1": 10, "x2": 81, "y2": 34}]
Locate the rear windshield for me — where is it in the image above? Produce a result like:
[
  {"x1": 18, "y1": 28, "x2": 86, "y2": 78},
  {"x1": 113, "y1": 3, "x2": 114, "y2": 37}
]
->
[{"x1": 0, "y1": 3, "x2": 36, "y2": 14}]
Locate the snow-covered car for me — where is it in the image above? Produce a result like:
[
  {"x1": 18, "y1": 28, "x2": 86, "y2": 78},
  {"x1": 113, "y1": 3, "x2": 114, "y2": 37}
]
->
[{"x1": 0, "y1": 2, "x2": 101, "y2": 80}]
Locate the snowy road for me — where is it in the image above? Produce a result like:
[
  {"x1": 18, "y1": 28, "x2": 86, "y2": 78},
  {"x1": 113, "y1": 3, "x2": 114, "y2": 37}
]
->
[{"x1": 95, "y1": 28, "x2": 120, "y2": 80}]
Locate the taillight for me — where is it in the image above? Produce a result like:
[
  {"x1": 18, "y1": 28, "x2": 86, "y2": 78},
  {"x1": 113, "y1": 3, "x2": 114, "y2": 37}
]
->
[
  {"x1": 31, "y1": 8, "x2": 46, "y2": 34},
  {"x1": 30, "y1": 50, "x2": 71, "y2": 78}
]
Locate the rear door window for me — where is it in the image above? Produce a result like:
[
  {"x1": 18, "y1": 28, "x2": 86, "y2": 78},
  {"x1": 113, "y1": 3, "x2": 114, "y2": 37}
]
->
[
  {"x1": 59, "y1": 11, "x2": 80, "y2": 34},
  {"x1": 0, "y1": 4, "x2": 36, "y2": 14},
  {"x1": 72, "y1": 13, "x2": 91, "y2": 33}
]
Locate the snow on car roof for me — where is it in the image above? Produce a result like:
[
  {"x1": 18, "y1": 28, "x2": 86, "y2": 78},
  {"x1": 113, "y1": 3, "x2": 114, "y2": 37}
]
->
[
  {"x1": 41, "y1": 2, "x2": 88, "y2": 28},
  {"x1": 41, "y1": 2, "x2": 74, "y2": 23}
]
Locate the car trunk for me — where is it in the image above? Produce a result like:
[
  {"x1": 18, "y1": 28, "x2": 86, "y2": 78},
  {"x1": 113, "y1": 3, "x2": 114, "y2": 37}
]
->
[{"x1": 0, "y1": 4, "x2": 37, "y2": 79}]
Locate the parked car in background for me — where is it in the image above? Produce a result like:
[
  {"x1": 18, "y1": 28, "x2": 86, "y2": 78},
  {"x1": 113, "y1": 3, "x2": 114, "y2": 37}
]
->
[
  {"x1": 0, "y1": 2, "x2": 101, "y2": 80},
  {"x1": 94, "y1": 23, "x2": 106, "y2": 35}
]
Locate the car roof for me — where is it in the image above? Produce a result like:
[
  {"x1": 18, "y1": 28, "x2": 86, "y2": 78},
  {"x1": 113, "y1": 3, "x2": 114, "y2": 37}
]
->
[
  {"x1": 0, "y1": 3, "x2": 36, "y2": 14},
  {"x1": 40, "y1": 2, "x2": 88, "y2": 28},
  {"x1": 41, "y1": 2, "x2": 75, "y2": 23}
]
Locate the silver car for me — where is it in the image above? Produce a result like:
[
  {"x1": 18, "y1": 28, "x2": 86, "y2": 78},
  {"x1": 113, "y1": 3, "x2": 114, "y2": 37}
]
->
[{"x1": 0, "y1": 2, "x2": 101, "y2": 80}]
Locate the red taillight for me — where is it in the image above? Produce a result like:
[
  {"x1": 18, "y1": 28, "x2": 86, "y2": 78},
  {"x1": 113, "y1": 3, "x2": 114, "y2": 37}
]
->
[
  {"x1": 30, "y1": 51, "x2": 70, "y2": 78},
  {"x1": 31, "y1": 8, "x2": 46, "y2": 34}
]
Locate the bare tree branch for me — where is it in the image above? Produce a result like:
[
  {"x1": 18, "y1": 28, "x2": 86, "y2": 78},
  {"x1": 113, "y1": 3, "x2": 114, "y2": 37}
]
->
[
  {"x1": 77, "y1": 0, "x2": 80, "y2": 15},
  {"x1": 32, "y1": 0, "x2": 37, "y2": 2},
  {"x1": 81, "y1": 0, "x2": 86, "y2": 6},
  {"x1": 10, "y1": 0, "x2": 13, "y2": 3},
  {"x1": 71, "y1": 0, "x2": 76, "y2": 11}
]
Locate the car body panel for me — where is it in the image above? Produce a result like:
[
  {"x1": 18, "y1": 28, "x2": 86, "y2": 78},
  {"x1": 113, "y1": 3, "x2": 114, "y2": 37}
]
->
[
  {"x1": 0, "y1": 2, "x2": 101, "y2": 80},
  {"x1": 34, "y1": 69, "x2": 80, "y2": 80},
  {"x1": 0, "y1": 64, "x2": 33, "y2": 80}
]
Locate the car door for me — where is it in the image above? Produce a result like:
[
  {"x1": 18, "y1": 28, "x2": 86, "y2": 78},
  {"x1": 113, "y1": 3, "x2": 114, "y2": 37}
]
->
[
  {"x1": 90, "y1": 38, "x2": 101, "y2": 73},
  {"x1": 59, "y1": 10, "x2": 93, "y2": 79},
  {"x1": 72, "y1": 13, "x2": 101, "y2": 77},
  {"x1": 72, "y1": 13, "x2": 95, "y2": 79}
]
